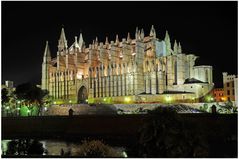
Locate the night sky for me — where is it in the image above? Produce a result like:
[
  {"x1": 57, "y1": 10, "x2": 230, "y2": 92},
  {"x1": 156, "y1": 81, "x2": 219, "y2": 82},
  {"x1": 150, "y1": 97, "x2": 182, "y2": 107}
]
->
[{"x1": 2, "y1": 1, "x2": 237, "y2": 88}]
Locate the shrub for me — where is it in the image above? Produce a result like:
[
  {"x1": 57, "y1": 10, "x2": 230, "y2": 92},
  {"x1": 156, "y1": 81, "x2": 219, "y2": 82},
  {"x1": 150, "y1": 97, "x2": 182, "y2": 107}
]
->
[{"x1": 76, "y1": 140, "x2": 123, "y2": 157}]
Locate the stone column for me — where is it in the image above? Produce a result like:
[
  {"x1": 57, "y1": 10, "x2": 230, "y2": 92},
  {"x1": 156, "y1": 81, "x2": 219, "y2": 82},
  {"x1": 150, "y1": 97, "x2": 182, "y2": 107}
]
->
[
  {"x1": 101, "y1": 76, "x2": 104, "y2": 97},
  {"x1": 167, "y1": 55, "x2": 174, "y2": 86},
  {"x1": 122, "y1": 74, "x2": 125, "y2": 96},
  {"x1": 118, "y1": 75, "x2": 122, "y2": 96},
  {"x1": 146, "y1": 72, "x2": 150, "y2": 94},
  {"x1": 177, "y1": 54, "x2": 185, "y2": 85},
  {"x1": 114, "y1": 75, "x2": 117, "y2": 96},
  {"x1": 110, "y1": 66, "x2": 114, "y2": 97},
  {"x1": 55, "y1": 72, "x2": 59, "y2": 99},
  {"x1": 95, "y1": 78, "x2": 98, "y2": 98},
  {"x1": 106, "y1": 76, "x2": 109, "y2": 97},
  {"x1": 158, "y1": 70, "x2": 164, "y2": 94},
  {"x1": 151, "y1": 71, "x2": 156, "y2": 94},
  {"x1": 62, "y1": 72, "x2": 65, "y2": 99},
  {"x1": 98, "y1": 71, "x2": 101, "y2": 98}
]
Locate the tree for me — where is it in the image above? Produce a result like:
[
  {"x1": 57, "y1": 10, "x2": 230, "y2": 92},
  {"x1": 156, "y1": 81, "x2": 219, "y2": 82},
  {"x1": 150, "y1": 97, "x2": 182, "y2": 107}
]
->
[
  {"x1": 1, "y1": 88, "x2": 9, "y2": 104},
  {"x1": 6, "y1": 140, "x2": 18, "y2": 155},
  {"x1": 6, "y1": 139, "x2": 44, "y2": 156},
  {"x1": 137, "y1": 107, "x2": 209, "y2": 158},
  {"x1": 200, "y1": 103, "x2": 208, "y2": 112},
  {"x1": 27, "y1": 140, "x2": 44, "y2": 155},
  {"x1": 14, "y1": 82, "x2": 49, "y2": 115},
  {"x1": 76, "y1": 140, "x2": 123, "y2": 157},
  {"x1": 15, "y1": 83, "x2": 48, "y2": 104}
]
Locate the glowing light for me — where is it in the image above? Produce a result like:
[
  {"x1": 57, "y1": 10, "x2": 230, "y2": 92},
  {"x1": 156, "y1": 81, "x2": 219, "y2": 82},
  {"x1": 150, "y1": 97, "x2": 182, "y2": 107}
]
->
[
  {"x1": 44, "y1": 107, "x2": 47, "y2": 111},
  {"x1": 221, "y1": 97, "x2": 226, "y2": 101},
  {"x1": 6, "y1": 106, "x2": 10, "y2": 110},
  {"x1": 17, "y1": 107, "x2": 20, "y2": 110},
  {"x1": 86, "y1": 99, "x2": 88, "y2": 102},
  {"x1": 103, "y1": 98, "x2": 106, "y2": 101},
  {"x1": 165, "y1": 96, "x2": 172, "y2": 102},
  {"x1": 17, "y1": 101, "x2": 21, "y2": 104},
  {"x1": 125, "y1": 97, "x2": 131, "y2": 102},
  {"x1": 69, "y1": 100, "x2": 72, "y2": 103},
  {"x1": 205, "y1": 95, "x2": 214, "y2": 102},
  {"x1": 53, "y1": 101, "x2": 56, "y2": 104},
  {"x1": 77, "y1": 71, "x2": 83, "y2": 79},
  {"x1": 27, "y1": 110, "x2": 30, "y2": 113},
  {"x1": 132, "y1": 52, "x2": 136, "y2": 56},
  {"x1": 122, "y1": 151, "x2": 128, "y2": 158}
]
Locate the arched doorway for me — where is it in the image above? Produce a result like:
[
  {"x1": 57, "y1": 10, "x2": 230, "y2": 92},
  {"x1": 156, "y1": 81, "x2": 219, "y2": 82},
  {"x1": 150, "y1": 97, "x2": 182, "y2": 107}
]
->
[{"x1": 78, "y1": 86, "x2": 88, "y2": 103}]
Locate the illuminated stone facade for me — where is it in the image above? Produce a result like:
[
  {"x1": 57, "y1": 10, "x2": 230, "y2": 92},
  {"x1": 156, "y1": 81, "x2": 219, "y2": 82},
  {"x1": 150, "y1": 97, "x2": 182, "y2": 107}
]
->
[
  {"x1": 41, "y1": 26, "x2": 214, "y2": 104},
  {"x1": 212, "y1": 88, "x2": 225, "y2": 102},
  {"x1": 222, "y1": 72, "x2": 237, "y2": 102}
]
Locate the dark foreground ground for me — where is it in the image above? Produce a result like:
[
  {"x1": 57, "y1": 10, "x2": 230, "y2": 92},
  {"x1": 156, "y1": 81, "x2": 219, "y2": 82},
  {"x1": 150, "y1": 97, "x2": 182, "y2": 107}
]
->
[{"x1": 2, "y1": 113, "x2": 238, "y2": 157}]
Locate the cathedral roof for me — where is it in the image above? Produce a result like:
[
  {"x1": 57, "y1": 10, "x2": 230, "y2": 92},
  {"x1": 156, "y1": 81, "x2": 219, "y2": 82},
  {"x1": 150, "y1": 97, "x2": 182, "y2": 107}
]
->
[
  {"x1": 162, "y1": 91, "x2": 194, "y2": 94},
  {"x1": 184, "y1": 78, "x2": 206, "y2": 84}
]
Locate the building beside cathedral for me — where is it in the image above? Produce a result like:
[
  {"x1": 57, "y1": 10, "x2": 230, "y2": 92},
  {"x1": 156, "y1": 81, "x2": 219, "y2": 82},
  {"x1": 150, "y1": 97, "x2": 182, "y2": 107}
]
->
[{"x1": 41, "y1": 26, "x2": 214, "y2": 104}]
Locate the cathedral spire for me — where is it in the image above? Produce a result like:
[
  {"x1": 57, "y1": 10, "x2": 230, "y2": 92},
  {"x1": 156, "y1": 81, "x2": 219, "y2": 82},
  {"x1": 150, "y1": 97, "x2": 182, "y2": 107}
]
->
[
  {"x1": 127, "y1": 32, "x2": 131, "y2": 43},
  {"x1": 74, "y1": 36, "x2": 79, "y2": 48},
  {"x1": 115, "y1": 34, "x2": 119, "y2": 44},
  {"x1": 43, "y1": 41, "x2": 51, "y2": 62},
  {"x1": 95, "y1": 37, "x2": 98, "y2": 44},
  {"x1": 105, "y1": 36, "x2": 109, "y2": 45},
  {"x1": 178, "y1": 42, "x2": 182, "y2": 53},
  {"x1": 164, "y1": 30, "x2": 171, "y2": 55},
  {"x1": 150, "y1": 25, "x2": 156, "y2": 38},
  {"x1": 58, "y1": 27, "x2": 68, "y2": 51},
  {"x1": 79, "y1": 33, "x2": 84, "y2": 49},
  {"x1": 135, "y1": 27, "x2": 138, "y2": 40},
  {"x1": 140, "y1": 28, "x2": 144, "y2": 40},
  {"x1": 173, "y1": 40, "x2": 178, "y2": 54}
]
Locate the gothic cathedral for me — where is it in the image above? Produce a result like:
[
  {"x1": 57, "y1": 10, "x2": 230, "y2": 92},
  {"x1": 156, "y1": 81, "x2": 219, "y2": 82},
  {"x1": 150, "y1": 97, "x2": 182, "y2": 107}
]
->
[{"x1": 41, "y1": 26, "x2": 214, "y2": 104}]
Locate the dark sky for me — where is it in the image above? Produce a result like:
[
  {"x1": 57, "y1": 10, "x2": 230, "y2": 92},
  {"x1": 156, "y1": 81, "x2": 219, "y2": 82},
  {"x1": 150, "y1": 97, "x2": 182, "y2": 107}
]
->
[{"x1": 2, "y1": 1, "x2": 238, "y2": 88}]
